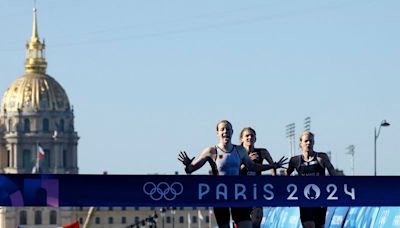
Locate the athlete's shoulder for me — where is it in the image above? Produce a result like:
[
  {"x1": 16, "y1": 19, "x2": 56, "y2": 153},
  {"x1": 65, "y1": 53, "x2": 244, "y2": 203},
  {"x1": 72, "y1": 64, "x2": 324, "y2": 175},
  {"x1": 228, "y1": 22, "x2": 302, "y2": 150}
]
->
[
  {"x1": 254, "y1": 147, "x2": 270, "y2": 157},
  {"x1": 234, "y1": 144, "x2": 246, "y2": 151},
  {"x1": 289, "y1": 155, "x2": 301, "y2": 164},
  {"x1": 290, "y1": 154, "x2": 301, "y2": 161},
  {"x1": 254, "y1": 147, "x2": 268, "y2": 153},
  {"x1": 316, "y1": 152, "x2": 330, "y2": 160},
  {"x1": 203, "y1": 146, "x2": 217, "y2": 155},
  {"x1": 234, "y1": 145, "x2": 247, "y2": 156}
]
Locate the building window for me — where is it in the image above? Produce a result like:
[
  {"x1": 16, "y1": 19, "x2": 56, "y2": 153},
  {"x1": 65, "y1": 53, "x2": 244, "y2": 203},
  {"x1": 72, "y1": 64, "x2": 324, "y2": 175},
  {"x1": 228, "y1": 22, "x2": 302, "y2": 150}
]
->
[
  {"x1": 166, "y1": 216, "x2": 171, "y2": 223},
  {"x1": 35, "y1": 210, "x2": 42, "y2": 224},
  {"x1": 121, "y1": 216, "x2": 126, "y2": 224},
  {"x1": 59, "y1": 119, "x2": 65, "y2": 132},
  {"x1": 134, "y1": 217, "x2": 140, "y2": 223},
  {"x1": 192, "y1": 216, "x2": 197, "y2": 223},
  {"x1": 108, "y1": 217, "x2": 114, "y2": 224},
  {"x1": 23, "y1": 149, "x2": 32, "y2": 170},
  {"x1": 206, "y1": 216, "x2": 210, "y2": 223},
  {"x1": 50, "y1": 210, "x2": 57, "y2": 224},
  {"x1": 95, "y1": 217, "x2": 100, "y2": 224},
  {"x1": 121, "y1": 206, "x2": 126, "y2": 211},
  {"x1": 63, "y1": 150, "x2": 67, "y2": 168},
  {"x1": 7, "y1": 150, "x2": 11, "y2": 167},
  {"x1": 179, "y1": 216, "x2": 184, "y2": 224},
  {"x1": 43, "y1": 118, "x2": 49, "y2": 132},
  {"x1": 19, "y1": 211, "x2": 27, "y2": 225},
  {"x1": 108, "y1": 206, "x2": 113, "y2": 211},
  {"x1": 79, "y1": 217, "x2": 83, "y2": 224},
  {"x1": 24, "y1": 118, "x2": 30, "y2": 132},
  {"x1": 8, "y1": 119, "x2": 13, "y2": 132}
]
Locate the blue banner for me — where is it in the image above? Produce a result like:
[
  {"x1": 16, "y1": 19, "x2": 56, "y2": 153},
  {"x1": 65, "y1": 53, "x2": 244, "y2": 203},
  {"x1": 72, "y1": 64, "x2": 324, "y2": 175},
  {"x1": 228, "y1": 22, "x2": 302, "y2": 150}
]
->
[
  {"x1": 275, "y1": 207, "x2": 300, "y2": 228},
  {"x1": 374, "y1": 207, "x2": 400, "y2": 228},
  {"x1": 1, "y1": 174, "x2": 400, "y2": 207},
  {"x1": 328, "y1": 207, "x2": 349, "y2": 227},
  {"x1": 324, "y1": 207, "x2": 336, "y2": 228}
]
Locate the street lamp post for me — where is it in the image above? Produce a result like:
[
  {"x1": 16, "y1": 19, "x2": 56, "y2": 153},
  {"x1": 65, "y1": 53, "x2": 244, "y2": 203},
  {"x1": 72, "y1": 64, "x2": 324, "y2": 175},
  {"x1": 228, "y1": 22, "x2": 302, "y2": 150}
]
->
[
  {"x1": 286, "y1": 123, "x2": 295, "y2": 157},
  {"x1": 160, "y1": 208, "x2": 166, "y2": 228},
  {"x1": 171, "y1": 207, "x2": 176, "y2": 228},
  {"x1": 346, "y1": 145, "x2": 355, "y2": 176},
  {"x1": 374, "y1": 120, "x2": 390, "y2": 176}
]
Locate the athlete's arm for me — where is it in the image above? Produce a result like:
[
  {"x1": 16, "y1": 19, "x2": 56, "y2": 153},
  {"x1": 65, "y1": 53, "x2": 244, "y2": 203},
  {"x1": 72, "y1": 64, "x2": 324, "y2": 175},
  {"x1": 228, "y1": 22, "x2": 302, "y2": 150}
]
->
[
  {"x1": 319, "y1": 153, "x2": 336, "y2": 176},
  {"x1": 239, "y1": 147, "x2": 266, "y2": 172},
  {"x1": 178, "y1": 147, "x2": 213, "y2": 174},
  {"x1": 260, "y1": 149, "x2": 276, "y2": 176},
  {"x1": 285, "y1": 157, "x2": 297, "y2": 176},
  {"x1": 241, "y1": 147, "x2": 287, "y2": 172}
]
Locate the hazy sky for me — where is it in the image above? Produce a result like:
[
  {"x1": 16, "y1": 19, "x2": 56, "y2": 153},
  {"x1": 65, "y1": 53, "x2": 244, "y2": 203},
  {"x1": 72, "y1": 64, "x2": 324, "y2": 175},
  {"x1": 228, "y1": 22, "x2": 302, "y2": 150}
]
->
[{"x1": 1, "y1": 0, "x2": 399, "y2": 175}]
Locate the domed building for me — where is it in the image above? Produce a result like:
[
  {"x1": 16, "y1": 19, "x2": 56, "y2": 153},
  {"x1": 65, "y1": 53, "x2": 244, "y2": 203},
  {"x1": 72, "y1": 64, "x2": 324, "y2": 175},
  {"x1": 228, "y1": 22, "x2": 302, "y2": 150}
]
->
[
  {"x1": 0, "y1": 8, "x2": 79, "y2": 174},
  {"x1": 0, "y1": 8, "x2": 215, "y2": 228},
  {"x1": 0, "y1": 8, "x2": 80, "y2": 228}
]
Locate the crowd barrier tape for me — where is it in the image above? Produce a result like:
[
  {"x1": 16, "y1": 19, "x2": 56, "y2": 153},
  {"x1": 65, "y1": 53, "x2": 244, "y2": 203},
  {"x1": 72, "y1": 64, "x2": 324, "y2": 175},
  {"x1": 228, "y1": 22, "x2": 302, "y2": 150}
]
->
[
  {"x1": 0, "y1": 174, "x2": 400, "y2": 207},
  {"x1": 261, "y1": 206, "x2": 400, "y2": 228}
]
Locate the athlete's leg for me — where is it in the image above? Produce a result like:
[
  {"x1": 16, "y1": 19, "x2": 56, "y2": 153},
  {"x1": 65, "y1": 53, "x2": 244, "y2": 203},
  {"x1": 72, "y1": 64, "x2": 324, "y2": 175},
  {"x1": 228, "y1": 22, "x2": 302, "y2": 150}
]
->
[
  {"x1": 250, "y1": 207, "x2": 263, "y2": 228},
  {"x1": 213, "y1": 207, "x2": 230, "y2": 228},
  {"x1": 236, "y1": 220, "x2": 252, "y2": 228},
  {"x1": 231, "y1": 207, "x2": 252, "y2": 228},
  {"x1": 302, "y1": 221, "x2": 316, "y2": 228},
  {"x1": 299, "y1": 207, "x2": 317, "y2": 228},
  {"x1": 315, "y1": 207, "x2": 327, "y2": 228}
]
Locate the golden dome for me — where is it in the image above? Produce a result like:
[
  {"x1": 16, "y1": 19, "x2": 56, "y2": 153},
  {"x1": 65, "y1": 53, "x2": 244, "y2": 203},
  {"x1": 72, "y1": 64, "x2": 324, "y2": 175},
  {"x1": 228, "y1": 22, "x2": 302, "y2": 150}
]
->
[
  {"x1": 1, "y1": 8, "x2": 70, "y2": 113},
  {"x1": 1, "y1": 73, "x2": 70, "y2": 113}
]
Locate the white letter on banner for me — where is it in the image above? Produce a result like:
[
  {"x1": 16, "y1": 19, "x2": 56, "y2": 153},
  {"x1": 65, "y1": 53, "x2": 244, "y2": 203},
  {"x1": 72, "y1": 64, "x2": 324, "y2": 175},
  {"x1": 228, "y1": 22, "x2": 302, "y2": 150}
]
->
[
  {"x1": 198, "y1": 183, "x2": 210, "y2": 200},
  {"x1": 344, "y1": 184, "x2": 356, "y2": 200},
  {"x1": 263, "y1": 184, "x2": 274, "y2": 200},
  {"x1": 234, "y1": 184, "x2": 247, "y2": 200},
  {"x1": 216, "y1": 184, "x2": 228, "y2": 200}
]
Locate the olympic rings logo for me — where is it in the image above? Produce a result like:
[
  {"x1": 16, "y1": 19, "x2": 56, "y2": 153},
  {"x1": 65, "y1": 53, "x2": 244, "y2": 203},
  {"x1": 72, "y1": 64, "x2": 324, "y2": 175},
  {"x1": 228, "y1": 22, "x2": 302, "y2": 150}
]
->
[{"x1": 143, "y1": 182, "x2": 184, "y2": 201}]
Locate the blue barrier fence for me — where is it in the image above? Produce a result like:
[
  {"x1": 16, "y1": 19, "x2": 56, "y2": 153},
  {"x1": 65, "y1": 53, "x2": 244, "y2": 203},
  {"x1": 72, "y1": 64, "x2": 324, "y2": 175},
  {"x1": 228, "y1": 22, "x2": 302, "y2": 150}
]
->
[
  {"x1": 1, "y1": 174, "x2": 400, "y2": 207},
  {"x1": 261, "y1": 206, "x2": 400, "y2": 228}
]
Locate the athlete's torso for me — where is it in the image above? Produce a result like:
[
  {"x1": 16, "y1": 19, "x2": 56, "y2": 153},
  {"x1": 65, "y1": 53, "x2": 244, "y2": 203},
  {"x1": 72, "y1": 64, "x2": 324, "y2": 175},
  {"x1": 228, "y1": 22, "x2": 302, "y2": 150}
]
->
[
  {"x1": 240, "y1": 148, "x2": 263, "y2": 176},
  {"x1": 215, "y1": 145, "x2": 241, "y2": 176},
  {"x1": 296, "y1": 153, "x2": 325, "y2": 176}
]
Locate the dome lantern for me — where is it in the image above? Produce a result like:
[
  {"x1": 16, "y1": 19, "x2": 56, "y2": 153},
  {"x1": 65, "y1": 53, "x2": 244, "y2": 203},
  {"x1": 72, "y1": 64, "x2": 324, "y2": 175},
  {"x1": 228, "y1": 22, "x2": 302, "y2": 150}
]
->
[{"x1": 24, "y1": 8, "x2": 47, "y2": 74}]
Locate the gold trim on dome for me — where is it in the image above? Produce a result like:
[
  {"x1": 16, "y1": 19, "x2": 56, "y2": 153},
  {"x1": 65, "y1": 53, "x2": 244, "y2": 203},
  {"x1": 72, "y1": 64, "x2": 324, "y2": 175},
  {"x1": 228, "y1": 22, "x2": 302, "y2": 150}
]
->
[{"x1": 1, "y1": 74, "x2": 70, "y2": 113}]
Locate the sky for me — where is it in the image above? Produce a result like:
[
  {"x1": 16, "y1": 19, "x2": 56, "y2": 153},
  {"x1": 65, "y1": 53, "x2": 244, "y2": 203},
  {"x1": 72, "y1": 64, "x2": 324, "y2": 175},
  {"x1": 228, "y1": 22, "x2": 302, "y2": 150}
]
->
[{"x1": 1, "y1": 0, "x2": 399, "y2": 175}]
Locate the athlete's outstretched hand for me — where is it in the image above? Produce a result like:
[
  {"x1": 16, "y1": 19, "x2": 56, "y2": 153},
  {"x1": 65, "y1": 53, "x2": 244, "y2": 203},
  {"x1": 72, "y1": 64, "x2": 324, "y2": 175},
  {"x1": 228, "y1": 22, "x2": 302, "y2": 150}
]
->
[
  {"x1": 273, "y1": 156, "x2": 289, "y2": 169},
  {"x1": 178, "y1": 151, "x2": 195, "y2": 174},
  {"x1": 178, "y1": 151, "x2": 194, "y2": 166}
]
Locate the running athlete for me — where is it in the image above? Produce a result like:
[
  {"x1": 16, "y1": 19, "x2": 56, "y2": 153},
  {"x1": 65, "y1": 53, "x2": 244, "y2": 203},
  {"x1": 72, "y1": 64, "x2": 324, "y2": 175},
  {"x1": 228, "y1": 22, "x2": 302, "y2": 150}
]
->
[
  {"x1": 286, "y1": 131, "x2": 336, "y2": 228},
  {"x1": 239, "y1": 127, "x2": 276, "y2": 228},
  {"x1": 178, "y1": 120, "x2": 287, "y2": 228}
]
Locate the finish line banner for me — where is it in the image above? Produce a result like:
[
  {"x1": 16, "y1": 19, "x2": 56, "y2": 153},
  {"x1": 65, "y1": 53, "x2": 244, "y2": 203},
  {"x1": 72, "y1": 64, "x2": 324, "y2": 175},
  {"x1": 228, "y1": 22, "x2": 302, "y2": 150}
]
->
[{"x1": 1, "y1": 174, "x2": 400, "y2": 207}]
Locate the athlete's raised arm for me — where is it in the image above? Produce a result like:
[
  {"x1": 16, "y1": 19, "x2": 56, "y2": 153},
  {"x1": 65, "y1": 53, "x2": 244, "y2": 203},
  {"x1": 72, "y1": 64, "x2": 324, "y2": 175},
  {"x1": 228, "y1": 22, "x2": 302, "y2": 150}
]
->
[
  {"x1": 240, "y1": 147, "x2": 287, "y2": 172},
  {"x1": 260, "y1": 149, "x2": 276, "y2": 176},
  {"x1": 178, "y1": 147, "x2": 215, "y2": 174}
]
